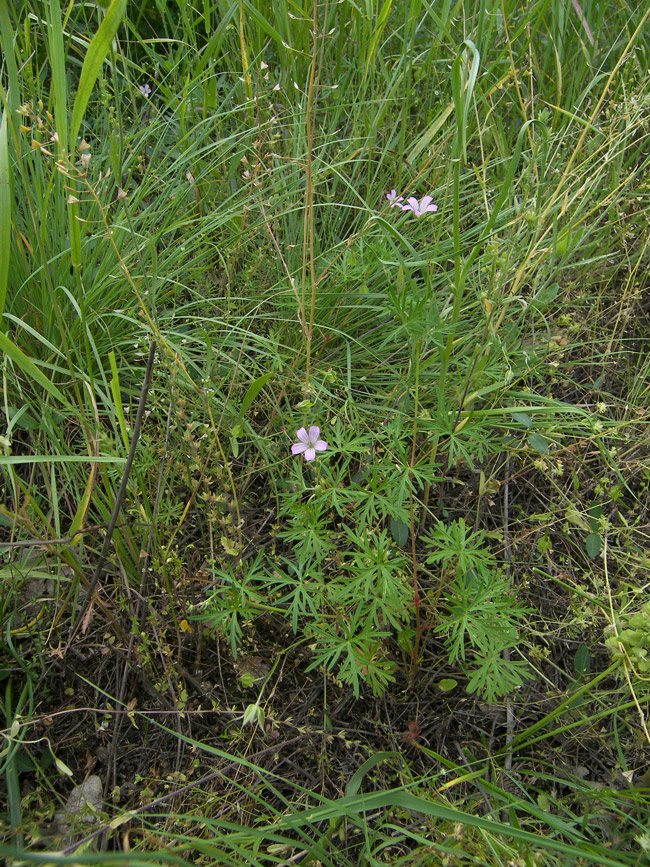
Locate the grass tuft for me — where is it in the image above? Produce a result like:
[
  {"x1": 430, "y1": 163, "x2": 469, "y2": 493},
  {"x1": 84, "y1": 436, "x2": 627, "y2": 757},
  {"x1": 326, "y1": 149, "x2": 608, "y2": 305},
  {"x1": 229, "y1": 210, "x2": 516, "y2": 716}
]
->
[{"x1": 1, "y1": 0, "x2": 649, "y2": 863}]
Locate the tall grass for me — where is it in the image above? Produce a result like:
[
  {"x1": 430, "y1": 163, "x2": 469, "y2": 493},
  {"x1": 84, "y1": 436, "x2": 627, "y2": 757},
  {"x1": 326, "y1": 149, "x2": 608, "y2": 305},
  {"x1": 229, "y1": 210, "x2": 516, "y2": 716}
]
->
[{"x1": 1, "y1": 0, "x2": 649, "y2": 863}]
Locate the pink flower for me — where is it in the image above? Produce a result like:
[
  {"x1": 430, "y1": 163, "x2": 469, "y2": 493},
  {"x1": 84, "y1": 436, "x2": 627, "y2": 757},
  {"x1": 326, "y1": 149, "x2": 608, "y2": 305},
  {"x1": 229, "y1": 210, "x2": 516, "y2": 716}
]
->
[
  {"x1": 386, "y1": 189, "x2": 404, "y2": 207},
  {"x1": 400, "y1": 195, "x2": 438, "y2": 217},
  {"x1": 291, "y1": 426, "x2": 327, "y2": 461}
]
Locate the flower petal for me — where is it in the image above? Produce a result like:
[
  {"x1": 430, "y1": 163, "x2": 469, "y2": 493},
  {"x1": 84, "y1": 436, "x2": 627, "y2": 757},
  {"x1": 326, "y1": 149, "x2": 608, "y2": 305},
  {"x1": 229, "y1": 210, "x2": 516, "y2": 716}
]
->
[
  {"x1": 314, "y1": 440, "x2": 327, "y2": 451},
  {"x1": 308, "y1": 425, "x2": 321, "y2": 441},
  {"x1": 420, "y1": 195, "x2": 438, "y2": 213},
  {"x1": 296, "y1": 427, "x2": 309, "y2": 443},
  {"x1": 304, "y1": 448, "x2": 316, "y2": 461},
  {"x1": 291, "y1": 442, "x2": 308, "y2": 454}
]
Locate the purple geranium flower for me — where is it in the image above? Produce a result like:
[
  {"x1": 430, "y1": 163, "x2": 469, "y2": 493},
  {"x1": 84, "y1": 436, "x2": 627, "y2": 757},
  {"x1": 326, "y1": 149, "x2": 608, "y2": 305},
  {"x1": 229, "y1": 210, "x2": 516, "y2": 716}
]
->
[
  {"x1": 400, "y1": 195, "x2": 438, "y2": 217},
  {"x1": 291, "y1": 426, "x2": 327, "y2": 461},
  {"x1": 139, "y1": 83, "x2": 152, "y2": 97},
  {"x1": 386, "y1": 189, "x2": 404, "y2": 207}
]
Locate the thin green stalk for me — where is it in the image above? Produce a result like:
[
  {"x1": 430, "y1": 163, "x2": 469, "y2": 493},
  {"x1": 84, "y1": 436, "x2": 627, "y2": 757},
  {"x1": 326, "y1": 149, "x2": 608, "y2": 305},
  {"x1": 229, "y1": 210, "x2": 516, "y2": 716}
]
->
[
  {"x1": 440, "y1": 40, "x2": 480, "y2": 390},
  {"x1": 0, "y1": 107, "x2": 9, "y2": 321},
  {"x1": 440, "y1": 152, "x2": 462, "y2": 393},
  {"x1": 302, "y1": 0, "x2": 320, "y2": 390},
  {"x1": 408, "y1": 340, "x2": 422, "y2": 682}
]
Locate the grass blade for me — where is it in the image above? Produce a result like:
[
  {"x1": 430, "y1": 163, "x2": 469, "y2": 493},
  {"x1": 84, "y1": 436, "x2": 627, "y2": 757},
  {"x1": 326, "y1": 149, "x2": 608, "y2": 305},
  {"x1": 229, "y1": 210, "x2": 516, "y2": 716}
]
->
[
  {"x1": 70, "y1": 0, "x2": 128, "y2": 147},
  {"x1": 0, "y1": 332, "x2": 67, "y2": 405},
  {"x1": 0, "y1": 108, "x2": 9, "y2": 320}
]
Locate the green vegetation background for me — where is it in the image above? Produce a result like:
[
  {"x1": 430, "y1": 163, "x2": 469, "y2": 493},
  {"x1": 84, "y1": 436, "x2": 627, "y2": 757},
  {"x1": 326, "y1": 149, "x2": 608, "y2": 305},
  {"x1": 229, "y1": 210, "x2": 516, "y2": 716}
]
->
[{"x1": 1, "y1": 0, "x2": 649, "y2": 864}]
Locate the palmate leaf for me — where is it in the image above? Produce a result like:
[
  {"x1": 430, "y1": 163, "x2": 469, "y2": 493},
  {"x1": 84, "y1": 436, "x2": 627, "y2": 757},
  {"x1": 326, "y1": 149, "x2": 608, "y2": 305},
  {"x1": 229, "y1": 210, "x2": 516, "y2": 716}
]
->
[
  {"x1": 443, "y1": 607, "x2": 517, "y2": 664},
  {"x1": 306, "y1": 615, "x2": 393, "y2": 698},
  {"x1": 274, "y1": 560, "x2": 322, "y2": 633},
  {"x1": 425, "y1": 518, "x2": 494, "y2": 578},
  {"x1": 466, "y1": 652, "x2": 533, "y2": 703},
  {"x1": 277, "y1": 500, "x2": 333, "y2": 562},
  {"x1": 439, "y1": 563, "x2": 531, "y2": 701}
]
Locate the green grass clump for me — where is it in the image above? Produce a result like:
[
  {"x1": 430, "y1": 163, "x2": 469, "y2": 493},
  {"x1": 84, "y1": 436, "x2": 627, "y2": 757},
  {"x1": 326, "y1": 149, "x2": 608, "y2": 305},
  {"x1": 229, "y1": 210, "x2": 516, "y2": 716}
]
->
[{"x1": 1, "y1": 0, "x2": 650, "y2": 864}]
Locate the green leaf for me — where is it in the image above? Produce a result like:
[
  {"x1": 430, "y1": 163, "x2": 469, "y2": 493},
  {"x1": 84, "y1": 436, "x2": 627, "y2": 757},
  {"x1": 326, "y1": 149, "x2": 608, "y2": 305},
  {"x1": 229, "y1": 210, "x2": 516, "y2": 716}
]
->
[
  {"x1": 0, "y1": 3, "x2": 20, "y2": 121},
  {"x1": 512, "y1": 412, "x2": 533, "y2": 428},
  {"x1": 46, "y1": 0, "x2": 69, "y2": 151},
  {"x1": 241, "y1": 0, "x2": 284, "y2": 45},
  {"x1": 451, "y1": 39, "x2": 480, "y2": 163},
  {"x1": 588, "y1": 503, "x2": 604, "y2": 532},
  {"x1": 109, "y1": 811, "x2": 137, "y2": 830},
  {"x1": 6, "y1": 406, "x2": 39, "y2": 431},
  {"x1": 0, "y1": 109, "x2": 9, "y2": 321},
  {"x1": 389, "y1": 517, "x2": 409, "y2": 547},
  {"x1": 109, "y1": 350, "x2": 130, "y2": 450},
  {"x1": 437, "y1": 678, "x2": 458, "y2": 692},
  {"x1": 69, "y1": 0, "x2": 128, "y2": 146},
  {"x1": 54, "y1": 755, "x2": 73, "y2": 776},
  {"x1": 528, "y1": 432, "x2": 548, "y2": 454},
  {"x1": 574, "y1": 643, "x2": 591, "y2": 679},
  {"x1": 532, "y1": 283, "x2": 559, "y2": 309},
  {"x1": 236, "y1": 372, "x2": 273, "y2": 422},
  {"x1": 565, "y1": 505, "x2": 589, "y2": 531},
  {"x1": 346, "y1": 751, "x2": 401, "y2": 797},
  {"x1": 0, "y1": 332, "x2": 67, "y2": 405},
  {"x1": 0, "y1": 455, "x2": 125, "y2": 465},
  {"x1": 555, "y1": 226, "x2": 582, "y2": 257},
  {"x1": 363, "y1": 0, "x2": 393, "y2": 82},
  {"x1": 221, "y1": 535, "x2": 240, "y2": 557},
  {"x1": 13, "y1": 753, "x2": 35, "y2": 773},
  {"x1": 278, "y1": 788, "x2": 624, "y2": 864},
  {"x1": 585, "y1": 533, "x2": 601, "y2": 558}
]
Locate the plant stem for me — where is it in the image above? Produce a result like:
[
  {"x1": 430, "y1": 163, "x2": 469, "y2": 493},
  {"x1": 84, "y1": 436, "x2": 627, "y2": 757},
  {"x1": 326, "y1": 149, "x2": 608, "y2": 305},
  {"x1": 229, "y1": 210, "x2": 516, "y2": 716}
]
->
[
  {"x1": 65, "y1": 340, "x2": 157, "y2": 650},
  {"x1": 301, "y1": 1, "x2": 320, "y2": 391},
  {"x1": 409, "y1": 340, "x2": 422, "y2": 683}
]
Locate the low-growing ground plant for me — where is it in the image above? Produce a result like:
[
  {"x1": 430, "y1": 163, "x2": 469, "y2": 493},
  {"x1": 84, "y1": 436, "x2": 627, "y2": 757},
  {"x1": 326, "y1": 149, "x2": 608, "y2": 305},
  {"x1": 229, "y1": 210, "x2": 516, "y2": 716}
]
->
[{"x1": 1, "y1": 0, "x2": 650, "y2": 865}]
